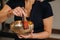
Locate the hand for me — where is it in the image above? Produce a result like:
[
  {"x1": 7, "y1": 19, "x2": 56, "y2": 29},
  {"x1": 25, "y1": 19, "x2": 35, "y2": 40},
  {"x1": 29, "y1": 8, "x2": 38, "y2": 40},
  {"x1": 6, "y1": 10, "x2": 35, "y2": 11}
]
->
[
  {"x1": 17, "y1": 30, "x2": 34, "y2": 39},
  {"x1": 12, "y1": 7, "x2": 27, "y2": 17},
  {"x1": 18, "y1": 33, "x2": 33, "y2": 39}
]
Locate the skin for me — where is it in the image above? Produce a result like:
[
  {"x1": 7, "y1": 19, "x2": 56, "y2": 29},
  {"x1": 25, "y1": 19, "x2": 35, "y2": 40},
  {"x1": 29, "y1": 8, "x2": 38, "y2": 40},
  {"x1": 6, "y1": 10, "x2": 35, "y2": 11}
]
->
[{"x1": 0, "y1": 0, "x2": 53, "y2": 39}]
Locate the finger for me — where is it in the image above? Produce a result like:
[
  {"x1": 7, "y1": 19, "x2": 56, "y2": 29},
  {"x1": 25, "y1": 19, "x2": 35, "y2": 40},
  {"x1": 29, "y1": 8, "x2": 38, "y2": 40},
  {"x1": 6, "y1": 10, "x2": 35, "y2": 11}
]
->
[
  {"x1": 20, "y1": 35, "x2": 27, "y2": 38},
  {"x1": 22, "y1": 9, "x2": 27, "y2": 17},
  {"x1": 16, "y1": 7, "x2": 26, "y2": 17},
  {"x1": 14, "y1": 9, "x2": 20, "y2": 16},
  {"x1": 20, "y1": 35, "x2": 25, "y2": 38},
  {"x1": 16, "y1": 7, "x2": 22, "y2": 17},
  {"x1": 13, "y1": 10, "x2": 18, "y2": 16},
  {"x1": 17, "y1": 34, "x2": 23, "y2": 39},
  {"x1": 18, "y1": 7, "x2": 27, "y2": 17},
  {"x1": 32, "y1": 30, "x2": 34, "y2": 33},
  {"x1": 13, "y1": 9, "x2": 19, "y2": 16},
  {"x1": 22, "y1": 7, "x2": 27, "y2": 14},
  {"x1": 30, "y1": 30, "x2": 34, "y2": 37},
  {"x1": 20, "y1": 34, "x2": 31, "y2": 38},
  {"x1": 30, "y1": 30, "x2": 34, "y2": 34},
  {"x1": 18, "y1": 36, "x2": 23, "y2": 39}
]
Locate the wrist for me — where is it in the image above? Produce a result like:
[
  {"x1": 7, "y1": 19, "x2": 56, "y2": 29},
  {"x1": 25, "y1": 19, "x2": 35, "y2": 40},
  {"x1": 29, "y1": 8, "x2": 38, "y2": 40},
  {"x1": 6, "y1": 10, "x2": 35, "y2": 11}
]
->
[
  {"x1": 7, "y1": 10, "x2": 13, "y2": 18},
  {"x1": 32, "y1": 33, "x2": 37, "y2": 39}
]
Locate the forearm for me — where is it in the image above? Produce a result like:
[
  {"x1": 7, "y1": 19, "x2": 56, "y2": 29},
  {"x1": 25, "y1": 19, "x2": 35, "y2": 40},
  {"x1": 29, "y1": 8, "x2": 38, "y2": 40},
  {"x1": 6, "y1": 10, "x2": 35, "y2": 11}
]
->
[
  {"x1": 0, "y1": 10, "x2": 13, "y2": 23},
  {"x1": 32, "y1": 31, "x2": 51, "y2": 39},
  {"x1": 0, "y1": 15, "x2": 8, "y2": 23}
]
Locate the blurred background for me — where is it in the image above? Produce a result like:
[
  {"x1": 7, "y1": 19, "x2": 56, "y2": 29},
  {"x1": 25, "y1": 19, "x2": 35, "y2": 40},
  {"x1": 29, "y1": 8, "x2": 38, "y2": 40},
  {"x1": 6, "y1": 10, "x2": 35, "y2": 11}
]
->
[{"x1": 0, "y1": 0, "x2": 60, "y2": 40}]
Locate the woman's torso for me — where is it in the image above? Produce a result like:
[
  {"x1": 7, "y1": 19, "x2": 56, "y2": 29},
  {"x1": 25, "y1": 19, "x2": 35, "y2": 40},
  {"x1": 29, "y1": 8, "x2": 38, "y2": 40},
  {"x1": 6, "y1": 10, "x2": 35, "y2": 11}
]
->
[{"x1": 14, "y1": 0, "x2": 45, "y2": 33}]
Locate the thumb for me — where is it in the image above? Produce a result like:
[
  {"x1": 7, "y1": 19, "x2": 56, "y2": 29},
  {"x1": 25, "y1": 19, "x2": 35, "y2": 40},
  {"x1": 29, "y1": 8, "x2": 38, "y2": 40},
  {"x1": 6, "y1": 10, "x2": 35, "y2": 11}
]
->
[
  {"x1": 31, "y1": 30, "x2": 34, "y2": 34},
  {"x1": 22, "y1": 10, "x2": 27, "y2": 17},
  {"x1": 22, "y1": 7, "x2": 27, "y2": 17}
]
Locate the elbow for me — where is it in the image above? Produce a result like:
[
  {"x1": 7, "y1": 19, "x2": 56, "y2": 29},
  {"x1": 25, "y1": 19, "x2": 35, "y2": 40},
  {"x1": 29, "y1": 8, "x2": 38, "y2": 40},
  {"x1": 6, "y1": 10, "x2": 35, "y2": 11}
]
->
[
  {"x1": 47, "y1": 33, "x2": 51, "y2": 38},
  {"x1": 46, "y1": 31, "x2": 52, "y2": 38}
]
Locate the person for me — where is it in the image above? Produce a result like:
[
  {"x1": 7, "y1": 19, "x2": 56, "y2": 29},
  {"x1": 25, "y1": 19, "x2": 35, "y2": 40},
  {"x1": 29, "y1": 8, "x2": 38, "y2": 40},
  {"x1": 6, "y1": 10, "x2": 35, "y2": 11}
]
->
[{"x1": 0, "y1": 0, "x2": 53, "y2": 40}]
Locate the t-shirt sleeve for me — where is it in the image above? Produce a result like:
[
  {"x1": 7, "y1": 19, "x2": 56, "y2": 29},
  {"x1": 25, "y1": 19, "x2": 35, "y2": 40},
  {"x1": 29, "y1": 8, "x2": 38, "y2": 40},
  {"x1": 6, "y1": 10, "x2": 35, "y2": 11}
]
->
[
  {"x1": 6, "y1": 0, "x2": 17, "y2": 9},
  {"x1": 42, "y1": 2, "x2": 53, "y2": 19}
]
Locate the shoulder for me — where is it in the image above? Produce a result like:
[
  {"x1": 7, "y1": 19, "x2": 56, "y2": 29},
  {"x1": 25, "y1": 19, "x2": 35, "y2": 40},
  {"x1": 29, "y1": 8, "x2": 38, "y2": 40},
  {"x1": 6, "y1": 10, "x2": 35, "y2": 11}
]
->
[
  {"x1": 40, "y1": 1, "x2": 52, "y2": 9},
  {"x1": 33, "y1": 1, "x2": 51, "y2": 6},
  {"x1": 6, "y1": 0, "x2": 24, "y2": 9}
]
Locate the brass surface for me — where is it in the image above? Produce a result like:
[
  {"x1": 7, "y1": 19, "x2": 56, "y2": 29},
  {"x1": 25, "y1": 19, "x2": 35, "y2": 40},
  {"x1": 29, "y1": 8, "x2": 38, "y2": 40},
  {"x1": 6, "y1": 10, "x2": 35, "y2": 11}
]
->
[{"x1": 10, "y1": 20, "x2": 34, "y2": 35}]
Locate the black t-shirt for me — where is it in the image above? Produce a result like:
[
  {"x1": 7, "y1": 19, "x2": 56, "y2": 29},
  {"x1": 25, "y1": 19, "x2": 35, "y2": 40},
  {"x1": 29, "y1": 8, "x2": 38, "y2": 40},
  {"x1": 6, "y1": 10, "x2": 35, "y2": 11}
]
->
[{"x1": 6, "y1": 0, "x2": 53, "y2": 33}]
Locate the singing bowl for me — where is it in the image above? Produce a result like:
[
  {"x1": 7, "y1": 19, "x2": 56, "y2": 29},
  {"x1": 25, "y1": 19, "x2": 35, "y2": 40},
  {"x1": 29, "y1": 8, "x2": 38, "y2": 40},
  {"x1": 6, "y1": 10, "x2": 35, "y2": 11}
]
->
[{"x1": 10, "y1": 20, "x2": 34, "y2": 35}]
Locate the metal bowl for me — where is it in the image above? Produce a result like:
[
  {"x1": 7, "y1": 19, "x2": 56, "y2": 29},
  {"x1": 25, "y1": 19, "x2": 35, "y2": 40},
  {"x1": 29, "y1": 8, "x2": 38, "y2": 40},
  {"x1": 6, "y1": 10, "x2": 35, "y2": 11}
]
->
[{"x1": 10, "y1": 20, "x2": 34, "y2": 35}]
